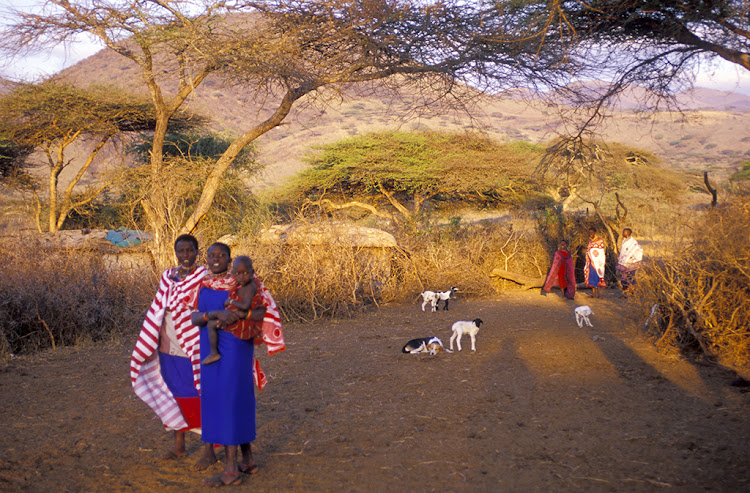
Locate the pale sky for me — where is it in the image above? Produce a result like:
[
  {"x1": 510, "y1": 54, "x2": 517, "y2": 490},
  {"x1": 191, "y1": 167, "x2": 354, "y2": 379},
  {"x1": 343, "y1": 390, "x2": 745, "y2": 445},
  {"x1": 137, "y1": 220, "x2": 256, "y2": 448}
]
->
[{"x1": 1, "y1": 1, "x2": 749, "y2": 96}]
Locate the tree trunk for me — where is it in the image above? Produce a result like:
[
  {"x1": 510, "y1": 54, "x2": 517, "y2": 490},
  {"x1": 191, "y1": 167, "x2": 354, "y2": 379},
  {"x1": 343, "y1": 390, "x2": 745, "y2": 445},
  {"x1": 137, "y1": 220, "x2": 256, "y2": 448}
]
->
[{"x1": 704, "y1": 171, "x2": 717, "y2": 207}]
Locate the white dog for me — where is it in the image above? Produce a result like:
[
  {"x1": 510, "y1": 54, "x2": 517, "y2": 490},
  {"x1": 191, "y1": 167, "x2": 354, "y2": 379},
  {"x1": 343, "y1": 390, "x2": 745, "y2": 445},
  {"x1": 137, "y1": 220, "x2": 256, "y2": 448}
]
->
[
  {"x1": 449, "y1": 318, "x2": 483, "y2": 352},
  {"x1": 575, "y1": 305, "x2": 594, "y2": 327}
]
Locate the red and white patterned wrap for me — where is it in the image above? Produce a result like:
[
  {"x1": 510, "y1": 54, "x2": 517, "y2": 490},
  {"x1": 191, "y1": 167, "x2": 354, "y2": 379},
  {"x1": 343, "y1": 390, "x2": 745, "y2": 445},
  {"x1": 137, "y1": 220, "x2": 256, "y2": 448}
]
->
[{"x1": 130, "y1": 266, "x2": 207, "y2": 429}]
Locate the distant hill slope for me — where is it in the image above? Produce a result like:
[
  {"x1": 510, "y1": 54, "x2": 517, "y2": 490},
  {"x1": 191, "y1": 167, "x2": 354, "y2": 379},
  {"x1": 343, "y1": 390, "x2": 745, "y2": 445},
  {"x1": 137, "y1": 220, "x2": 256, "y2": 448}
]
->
[{"x1": 57, "y1": 48, "x2": 750, "y2": 189}]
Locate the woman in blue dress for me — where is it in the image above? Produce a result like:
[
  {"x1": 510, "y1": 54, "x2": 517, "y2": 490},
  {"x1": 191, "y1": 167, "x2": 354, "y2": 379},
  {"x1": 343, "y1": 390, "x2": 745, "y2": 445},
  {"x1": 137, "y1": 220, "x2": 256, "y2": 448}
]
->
[{"x1": 191, "y1": 242, "x2": 265, "y2": 487}]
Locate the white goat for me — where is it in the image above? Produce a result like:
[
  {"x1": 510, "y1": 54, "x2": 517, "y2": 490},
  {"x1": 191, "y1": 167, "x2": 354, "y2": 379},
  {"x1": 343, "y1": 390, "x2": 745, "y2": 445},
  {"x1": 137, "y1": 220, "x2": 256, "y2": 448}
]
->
[
  {"x1": 449, "y1": 318, "x2": 483, "y2": 352},
  {"x1": 574, "y1": 305, "x2": 594, "y2": 328},
  {"x1": 420, "y1": 290, "x2": 439, "y2": 312},
  {"x1": 420, "y1": 287, "x2": 458, "y2": 312}
]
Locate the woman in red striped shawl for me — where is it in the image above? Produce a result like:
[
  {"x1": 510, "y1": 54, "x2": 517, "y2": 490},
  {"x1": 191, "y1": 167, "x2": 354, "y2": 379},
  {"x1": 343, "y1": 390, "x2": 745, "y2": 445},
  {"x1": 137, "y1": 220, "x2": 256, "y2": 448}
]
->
[{"x1": 129, "y1": 234, "x2": 216, "y2": 469}]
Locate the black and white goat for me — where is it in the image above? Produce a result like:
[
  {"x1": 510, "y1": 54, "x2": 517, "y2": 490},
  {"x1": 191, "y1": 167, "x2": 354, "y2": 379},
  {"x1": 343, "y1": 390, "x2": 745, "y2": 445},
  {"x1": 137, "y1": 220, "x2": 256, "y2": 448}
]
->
[
  {"x1": 420, "y1": 287, "x2": 459, "y2": 312},
  {"x1": 449, "y1": 318, "x2": 483, "y2": 352}
]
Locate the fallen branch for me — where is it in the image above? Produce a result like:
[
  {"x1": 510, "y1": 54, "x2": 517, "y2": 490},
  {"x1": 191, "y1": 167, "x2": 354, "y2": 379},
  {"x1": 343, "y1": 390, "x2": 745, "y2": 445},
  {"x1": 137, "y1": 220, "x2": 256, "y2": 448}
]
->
[{"x1": 489, "y1": 268, "x2": 545, "y2": 290}]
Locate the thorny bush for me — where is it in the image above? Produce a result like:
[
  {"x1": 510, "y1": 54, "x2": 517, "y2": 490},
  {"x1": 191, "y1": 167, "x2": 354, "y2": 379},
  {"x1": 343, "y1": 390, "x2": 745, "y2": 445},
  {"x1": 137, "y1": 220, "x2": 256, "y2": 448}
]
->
[
  {"x1": 630, "y1": 199, "x2": 750, "y2": 371},
  {"x1": 0, "y1": 239, "x2": 153, "y2": 357},
  {"x1": 236, "y1": 216, "x2": 548, "y2": 322}
]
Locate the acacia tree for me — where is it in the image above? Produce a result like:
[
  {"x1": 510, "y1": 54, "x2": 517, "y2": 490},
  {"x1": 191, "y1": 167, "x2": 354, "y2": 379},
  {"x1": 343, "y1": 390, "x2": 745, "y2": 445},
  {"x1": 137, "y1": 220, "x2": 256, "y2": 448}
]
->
[
  {"x1": 2, "y1": 0, "x2": 578, "y2": 267},
  {"x1": 292, "y1": 131, "x2": 539, "y2": 222},
  {"x1": 0, "y1": 81, "x2": 201, "y2": 232},
  {"x1": 530, "y1": 0, "x2": 750, "y2": 112}
]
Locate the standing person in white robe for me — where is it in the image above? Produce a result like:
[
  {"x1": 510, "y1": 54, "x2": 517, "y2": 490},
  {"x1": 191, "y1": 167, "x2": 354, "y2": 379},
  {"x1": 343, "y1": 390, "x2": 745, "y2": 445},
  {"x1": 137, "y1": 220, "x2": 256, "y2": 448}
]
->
[{"x1": 616, "y1": 228, "x2": 643, "y2": 294}]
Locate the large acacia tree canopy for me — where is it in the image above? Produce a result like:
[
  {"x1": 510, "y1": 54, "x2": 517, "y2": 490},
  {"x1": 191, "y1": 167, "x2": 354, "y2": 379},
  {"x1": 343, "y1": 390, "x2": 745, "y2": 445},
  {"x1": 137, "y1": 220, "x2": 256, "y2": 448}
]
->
[
  {"x1": 0, "y1": 81, "x2": 204, "y2": 148},
  {"x1": 554, "y1": 0, "x2": 750, "y2": 95},
  {"x1": 288, "y1": 130, "x2": 687, "y2": 219},
  {"x1": 294, "y1": 131, "x2": 544, "y2": 205}
]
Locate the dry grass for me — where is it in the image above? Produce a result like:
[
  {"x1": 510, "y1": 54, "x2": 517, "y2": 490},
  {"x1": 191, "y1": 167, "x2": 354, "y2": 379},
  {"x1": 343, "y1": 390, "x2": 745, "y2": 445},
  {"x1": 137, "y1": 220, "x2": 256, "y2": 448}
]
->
[
  {"x1": 4, "y1": 196, "x2": 750, "y2": 374},
  {"x1": 0, "y1": 239, "x2": 154, "y2": 357},
  {"x1": 231, "y1": 215, "x2": 550, "y2": 322}
]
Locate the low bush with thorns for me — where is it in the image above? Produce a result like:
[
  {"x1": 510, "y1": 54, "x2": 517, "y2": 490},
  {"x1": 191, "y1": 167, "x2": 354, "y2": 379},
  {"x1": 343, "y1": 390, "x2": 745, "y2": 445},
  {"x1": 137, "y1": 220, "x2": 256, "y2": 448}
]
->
[
  {"x1": 0, "y1": 239, "x2": 154, "y2": 357},
  {"x1": 630, "y1": 199, "x2": 750, "y2": 371}
]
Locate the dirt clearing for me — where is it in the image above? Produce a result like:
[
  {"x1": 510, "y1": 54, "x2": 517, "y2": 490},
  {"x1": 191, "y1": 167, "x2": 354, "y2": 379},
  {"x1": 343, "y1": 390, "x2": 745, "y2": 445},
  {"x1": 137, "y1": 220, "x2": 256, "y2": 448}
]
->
[{"x1": 1, "y1": 291, "x2": 748, "y2": 492}]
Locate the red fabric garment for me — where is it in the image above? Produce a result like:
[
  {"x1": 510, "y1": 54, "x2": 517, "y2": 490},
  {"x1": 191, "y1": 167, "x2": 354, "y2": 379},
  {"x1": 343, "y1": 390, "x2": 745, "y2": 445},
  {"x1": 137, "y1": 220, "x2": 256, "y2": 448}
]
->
[
  {"x1": 557, "y1": 251, "x2": 569, "y2": 290},
  {"x1": 585, "y1": 237, "x2": 607, "y2": 288},
  {"x1": 199, "y1": 272, "x2": 285, "y2": 390},
  {"x1": 543, "y1": 249, "x2": 576, "y2": 300},
  {"x1": 223, "y1": 288, "x2": 262, "y2": 341},
  {"x1": 252, "y1": 274, "x2": 285, "y2": 356},
  {"x1": 173, "y1": 396, "x2": 201, "y2": 431}
]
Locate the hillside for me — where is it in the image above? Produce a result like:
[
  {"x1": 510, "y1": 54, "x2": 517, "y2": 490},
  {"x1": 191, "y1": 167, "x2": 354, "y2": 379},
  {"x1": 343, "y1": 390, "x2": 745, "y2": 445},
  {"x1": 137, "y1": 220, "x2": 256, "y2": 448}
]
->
[{"x1": 53, "y1": 48, "x2": 750, "y2": 189}]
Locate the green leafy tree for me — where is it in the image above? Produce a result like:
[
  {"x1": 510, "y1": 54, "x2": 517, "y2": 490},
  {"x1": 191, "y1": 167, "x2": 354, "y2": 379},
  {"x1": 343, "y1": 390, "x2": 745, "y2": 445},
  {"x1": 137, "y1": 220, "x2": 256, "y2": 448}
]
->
[
  {"x1": 291, "y1": 131, "x2": 541, "y2": 223},
  {"x1": 0, "y1": 81, "x2": 201, "y2": 232},
  {"x1": 1, "y1": 0, "x2": 577, "y2": 267}
]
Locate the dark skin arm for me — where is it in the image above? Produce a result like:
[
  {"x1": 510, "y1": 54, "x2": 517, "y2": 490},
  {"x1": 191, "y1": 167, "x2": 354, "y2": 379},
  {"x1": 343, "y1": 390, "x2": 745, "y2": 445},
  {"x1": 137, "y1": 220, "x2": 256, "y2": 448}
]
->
[
  {"x1": 225, "y1": 281, "x2": 257, "y2": 312},
  {"x1": 191, "y1": 308, "x2": 240, "y2": 329},
  {"x1": 231, "y1": 303, "x2": 267, "y2": 323}
]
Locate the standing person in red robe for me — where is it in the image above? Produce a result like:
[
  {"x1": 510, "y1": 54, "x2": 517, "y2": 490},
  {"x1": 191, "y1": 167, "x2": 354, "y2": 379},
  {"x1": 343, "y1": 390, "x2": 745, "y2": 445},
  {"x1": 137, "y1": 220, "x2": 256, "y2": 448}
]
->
[{"x1": 542, "y1": 239, "x2": 576, "y2": 300}]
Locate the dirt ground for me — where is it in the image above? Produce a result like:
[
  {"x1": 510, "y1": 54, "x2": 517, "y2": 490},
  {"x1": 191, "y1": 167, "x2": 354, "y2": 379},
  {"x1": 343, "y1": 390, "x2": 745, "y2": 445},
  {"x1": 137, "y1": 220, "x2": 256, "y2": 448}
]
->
[{"x1": 1, "y1": 290, "x2": 749, "y2": 492}]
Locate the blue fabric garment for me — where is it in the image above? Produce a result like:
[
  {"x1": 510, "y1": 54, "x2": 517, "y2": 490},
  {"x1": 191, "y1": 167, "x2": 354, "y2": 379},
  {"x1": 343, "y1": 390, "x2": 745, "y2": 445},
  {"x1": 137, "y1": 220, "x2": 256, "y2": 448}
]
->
[
  {"x1": 588, "y1": 264, "x2": 601, "y2": 287},
  {"x1": 158, "y1": 352, "x2": 199, "y2": 399},
  {"x1": 198, "y1": 287, "x2": 256, "y2": 446}
]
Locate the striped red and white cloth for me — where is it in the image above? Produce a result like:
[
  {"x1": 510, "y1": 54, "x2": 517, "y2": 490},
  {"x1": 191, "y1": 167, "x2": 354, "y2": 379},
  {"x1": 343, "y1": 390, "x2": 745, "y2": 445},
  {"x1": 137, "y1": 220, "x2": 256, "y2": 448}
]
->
[
  {"x1": 254, "y1": 274, "x2": 285, "y2": 354},
  {"x1": 253, "y1": 274, "x2": 285, "y2": 390},
  {"x1": 130, "y1": 266, "x2": 207, "y2": 429}
]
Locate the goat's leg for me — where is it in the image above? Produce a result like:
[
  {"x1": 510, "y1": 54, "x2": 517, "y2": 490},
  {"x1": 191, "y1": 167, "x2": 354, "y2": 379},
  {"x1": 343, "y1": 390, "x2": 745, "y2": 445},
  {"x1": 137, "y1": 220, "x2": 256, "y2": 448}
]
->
[
  {"x1": 443, "y1": 299, "x2": 449, "y2": 310},
  {"x1": 470, "y1": 333, "x2": 476, "y2": 351},
  {"x1": 449, "y1": 332, "x2": 457, "y2": 351}
]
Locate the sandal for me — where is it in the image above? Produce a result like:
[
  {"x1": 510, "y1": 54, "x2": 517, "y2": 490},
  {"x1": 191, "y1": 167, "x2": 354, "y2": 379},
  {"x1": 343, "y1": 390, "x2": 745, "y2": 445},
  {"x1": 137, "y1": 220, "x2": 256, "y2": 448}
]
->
[
  {"x1": 203, "y1": 471, "x2": 242, "y2": 487},
  {"x1": 159, "y1": 450, "x2": 186, "y2": 462},
  {"x1": 238, "y1": 461, "x2": 259, "y2": 475}
]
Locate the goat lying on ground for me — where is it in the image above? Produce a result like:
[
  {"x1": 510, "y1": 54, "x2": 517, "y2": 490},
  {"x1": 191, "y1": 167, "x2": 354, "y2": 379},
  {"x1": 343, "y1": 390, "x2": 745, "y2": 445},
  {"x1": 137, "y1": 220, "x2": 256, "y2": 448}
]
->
[
  {"x1": 449, "y1": 318, "x2": 483, "y2": 352},
  {"x1": 420, "y1": 287, "x2": 459, "y2": 312},
  {"x1": 402, "y1": 336, "x2": 451, "y2": 355}
]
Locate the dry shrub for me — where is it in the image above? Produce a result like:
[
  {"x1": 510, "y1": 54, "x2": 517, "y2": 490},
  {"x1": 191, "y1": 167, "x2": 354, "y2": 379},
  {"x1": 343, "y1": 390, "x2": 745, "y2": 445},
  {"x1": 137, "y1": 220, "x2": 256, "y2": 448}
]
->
[
  {"x1": 231, "y1": 216, "x2": 548, "y2": 321},
  {"x1": 236, "y1": 232, "x2": 393, "y2": 321},
  {"x1": 629, "y1": 198, "x2": 750, "y2": 371},
  {"x1": 0, "y1": 238, "x2": 154, "y2": 357}
]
